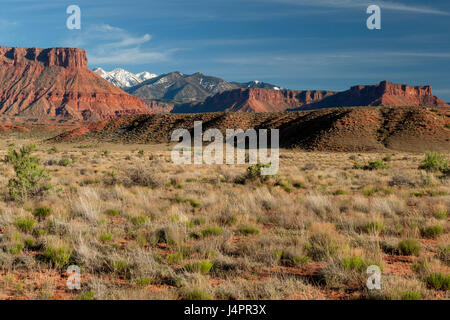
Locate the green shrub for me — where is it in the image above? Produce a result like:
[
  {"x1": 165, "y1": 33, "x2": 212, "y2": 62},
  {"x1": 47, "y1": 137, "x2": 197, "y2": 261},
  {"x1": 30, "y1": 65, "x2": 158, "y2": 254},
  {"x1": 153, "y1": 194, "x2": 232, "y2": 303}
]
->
[
  {"x1": 44, "y1": 245, "x2": 72, "y2": 268},
  {"x1": 111, "y1": 260, "x2": 129, "y2": 273},
  {"x1": 182, "y1": 289, "x2": 212, "y2": 300},
  {"x1": 433, "y1": 210, "x2": 448, "y2": 219},
  {"x1": 183, "y1": 260, "x2": 213, "y2": 274},
  {"x1": 58, "y1": 158, "x2": 71, "y2": 166},
  {"x1": 421, "y1": 225, "x2": 443, "y2": 239},
  {"x1": 78, "y1": 290, "x2": 95, "y2": 300},
  {"x1": 201, "y1": 227, "x2": 223, "y2": 237},
  {"x1": 279, "y1": 251, "x2": 309, "y2": 267},
  {"x1": 401, "y1": 291, "x2": 422, "y2": 300},
  {"x1": 362, "y1": 189, "x2": 377, "y2": 196},
  {"x1": 304, "y1": 233, "x2": 339, "y2": 261},
  {"x1": 238, "y1": 225, "x2": 260, "y2": 236},
  {"x1": 5, "y1": 145, "x2": 51, "y2": 201},
  {"x1": 187, "y1": 199, "x2": 201, "y2": 208},
  {"x1": 364, "y1": 221, "x2": 384, "y2": 234},
  {"x1": 167, "y1": 252, "x2": 183, "y2": 264},
  {"x1": 33, "y1": 206, "x2": 51, "y2": 220},
  {"x1": 14, "y1": 217, "x2": 36, "y2": 233},
  {"x1": 130, "y1": 215, "x2": 149, "y2": 227},
  {"x1": 333, "y1": 189, "x2": 348, "y2": 195},
  {"x1": 105, "y1": 209, "x2": 120, "y2": 217},
  {"x1": 425, "y1": 273, "x2": 450, "y2": 291},
  {"x1": 419, "y1": 152, "x2": 448, "y2": 173},
  {"x1": 9, "y1": 243, "x2": 24, "y2": 255},
  {"x1": 354, "y1": 160, "x2": 388, "y2": 170},
  {"x1": 245, "y1": 163, "x2": 271, "y2": 181},
  {"x1": 100, "y1": 233, "x2": 113, "y2": 243},
  {"x1": 342, "y1": 256, "x2": 368, "y2": 271},
  {"x1": 24, "y1": 238, "x2": 36, "y2": 247},
  {"x1": 398, "y1": 239, "x2": 420, "y2": 256},
  {"x1": 136, "y1": 277, "x2": 152, "y2": 287}
]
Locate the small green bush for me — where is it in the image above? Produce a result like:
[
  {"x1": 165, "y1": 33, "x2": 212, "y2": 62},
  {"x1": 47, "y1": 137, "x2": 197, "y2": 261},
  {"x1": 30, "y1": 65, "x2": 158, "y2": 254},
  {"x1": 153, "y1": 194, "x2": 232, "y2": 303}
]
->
[
  {"x1": 419, "y1": 152, "x2": 448, "y2": 173},
  {"x1": 433, "y1": 210, "x2": 447, "y2": 219},
  {"x1": 398, "y1": 239, "x2": 420, "y2": 256},
  {"x1": 5, "y1": 144, "x2": 51, "y2": 201},
  {"x1": 342, "y1": 256, "x2": 368, "y2": 271},
  {"x1": 130, "y1": 215, "x2": 149, "y2": 227},
  {"x1": 246, "y1": 163, "x2": 271, "y2": 181},
  {"x1": 78, "y1": 290, "x2": 95, "y2": 300},
  {"x1": 364, "y1": 221, "x2": 384, "y2": 234},
  {"x1": 182, "y1": 289, "x2": 212, "y2": 300},
  {"x1": 14, "y1": 217, "x2": 36, "y2": 233},
  {"x1": 304, "y1": 233, "x2": 339, "y2": 261},
  {"x1": 136, "y1": 277, "x2": 152, "y2": 287},
  {"x1": 354, "y1": 160, "x2": 388, "y2": 170},
  {"x1": 183, "y1": 260, "x2": 213, "y2": 274},
  {"x1": 401, "y1": 291, "x2": 422, "y2": 300},
  {"x1": 421, "y1": 225, "x2": 443, "y2": 239},
  {"x1": 44, "y1": 245, "x2": 72, "y2": 268},
  {"x1": 58, "y1": 158, "x2": 71, "y2": 166},
  {"x1": 425, "y1": 273, "x2": 450, "y2": 291},
  {"x1": 9, "y1": 243, "x2": 24, "y2": 255},
  {"x1": 201, "y1": 227, "x2": 223, "y2": 237},
  {"x1": 105, "y1": 209, "x2": 120, "y2": 217},
  {"x1": 33, "y1": 206, "x2": 51, "y2": 220},
  {"x1": 100, "y1": 233, "x2": 113, "y2": 243},
  {"x1": 238, "y1": 225, "x2": 260, "y2": 236}
]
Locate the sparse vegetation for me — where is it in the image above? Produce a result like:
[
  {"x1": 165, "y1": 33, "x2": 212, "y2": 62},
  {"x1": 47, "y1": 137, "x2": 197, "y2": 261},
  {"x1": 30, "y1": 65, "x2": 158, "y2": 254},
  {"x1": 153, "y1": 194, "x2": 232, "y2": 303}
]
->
[{"x1": 0, "y1": 139, "x2": 447, "y2": 300}]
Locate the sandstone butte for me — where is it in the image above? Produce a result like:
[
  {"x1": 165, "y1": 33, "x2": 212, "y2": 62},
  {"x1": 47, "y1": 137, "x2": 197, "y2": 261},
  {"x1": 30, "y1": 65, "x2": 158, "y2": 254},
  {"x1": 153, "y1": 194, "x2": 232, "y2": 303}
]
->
[
  {"x1": 172, "y1": 81, "x2": 449, "y2": 113},
  {"x1": 0, "y1": 46, "x2": 149, "y2": 121}
]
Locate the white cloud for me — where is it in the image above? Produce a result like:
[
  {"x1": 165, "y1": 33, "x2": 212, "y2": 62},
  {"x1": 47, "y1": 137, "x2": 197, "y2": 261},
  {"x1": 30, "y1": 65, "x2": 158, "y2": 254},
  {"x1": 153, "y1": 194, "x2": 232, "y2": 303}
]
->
[
  {"x1": 63, "y1": 24, "x2": 173, "y2": 65},
  {"x1": 268, "y1": 0, "x2": 449, "y2": 15}
]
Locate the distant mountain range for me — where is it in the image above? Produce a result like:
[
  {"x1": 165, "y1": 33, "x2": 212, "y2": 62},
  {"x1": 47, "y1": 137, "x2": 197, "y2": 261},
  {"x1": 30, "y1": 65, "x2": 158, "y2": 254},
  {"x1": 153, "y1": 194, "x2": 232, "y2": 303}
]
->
[
  {"x1": 93, "y1": 67, "x2": 157, "y2": 89},
  {"x1": 94, "y1": 68, "x2": 282, "y2": 106}
]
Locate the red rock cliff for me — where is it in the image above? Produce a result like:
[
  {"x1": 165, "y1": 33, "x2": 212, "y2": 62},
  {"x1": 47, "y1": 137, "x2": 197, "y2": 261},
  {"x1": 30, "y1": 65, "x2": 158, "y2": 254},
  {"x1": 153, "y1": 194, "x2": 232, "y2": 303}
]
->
[
  {"x1": 0, "y1": 46, "x2": 149, "y2": 121},
  {"x1": 172, "y1": 88, "x2": 336, "y2": 113},
  {"x1": 300, "y1": 81, "x2": 448, "y2": 110}
]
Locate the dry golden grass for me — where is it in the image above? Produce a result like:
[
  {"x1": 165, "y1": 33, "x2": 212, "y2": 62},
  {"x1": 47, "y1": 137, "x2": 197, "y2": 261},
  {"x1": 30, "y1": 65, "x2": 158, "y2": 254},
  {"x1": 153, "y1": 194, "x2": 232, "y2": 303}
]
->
[{"x1": 0, "y1": 135, "x2": 448, "y2": 300}]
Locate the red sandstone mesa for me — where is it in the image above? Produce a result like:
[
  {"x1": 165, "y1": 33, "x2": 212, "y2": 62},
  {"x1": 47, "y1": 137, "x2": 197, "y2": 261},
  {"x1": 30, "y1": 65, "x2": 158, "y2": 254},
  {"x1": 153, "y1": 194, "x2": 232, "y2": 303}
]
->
[
  {"x1": 172, "y1": 81, "x2": 448, "y2": 113},
  {"x1": 0, "y1": 46, "x2": 149, "y2": 121},
  {"x1": 172, "y1": 88, "x2": 337, "y2": 113}
]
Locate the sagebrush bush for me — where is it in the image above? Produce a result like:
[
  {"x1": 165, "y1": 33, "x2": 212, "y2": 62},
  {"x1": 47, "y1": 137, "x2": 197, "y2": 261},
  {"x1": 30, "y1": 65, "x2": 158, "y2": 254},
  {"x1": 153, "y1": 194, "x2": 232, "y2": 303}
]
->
[
  {"x1": 4, "y1": 144, "x2": 51, "y2": 201},
  {"x1": 44, "y1": 245, "x2": 72, "y2": 268},
  {"x1": 425, "y1": 273, "x2": 450, "y2": 291},
  {"x1": 14, "y1": 217, "x2": 36, "y2": 233},
  {"x1": 183, "y1": 260, "x2": 213, "y2": 274},
  {"x1": 33, "y1": 206, "x2": 51, "y2": 220},
  {"x1": 398, "y1": 239, "x2": 420, "y2": 256},
  {"x1": 421, "y1": 225, "x2": 443, "y2": 239},
  {"x1": 419, "y1": 152, "x2": 448, "y2": 173}
]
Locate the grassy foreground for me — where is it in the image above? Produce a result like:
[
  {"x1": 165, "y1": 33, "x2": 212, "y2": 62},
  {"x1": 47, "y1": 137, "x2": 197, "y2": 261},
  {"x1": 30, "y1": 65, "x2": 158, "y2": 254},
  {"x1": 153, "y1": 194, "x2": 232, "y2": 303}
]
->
[{"x1": 0, "y1": 137, "x2": 448, "y2": 300}]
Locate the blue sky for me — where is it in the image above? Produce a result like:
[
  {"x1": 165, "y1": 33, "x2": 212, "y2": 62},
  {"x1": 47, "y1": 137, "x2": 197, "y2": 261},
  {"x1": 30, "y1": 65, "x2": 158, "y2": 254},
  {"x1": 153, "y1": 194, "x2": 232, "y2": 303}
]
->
[{"x1": 1, "y1": 0, "x2": 450, "y2": 100}]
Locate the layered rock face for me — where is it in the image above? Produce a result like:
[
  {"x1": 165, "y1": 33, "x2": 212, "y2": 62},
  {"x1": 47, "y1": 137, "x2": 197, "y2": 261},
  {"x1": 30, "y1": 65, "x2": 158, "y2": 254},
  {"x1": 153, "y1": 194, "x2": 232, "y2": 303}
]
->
[
  {"x1": 172, "y1": 81, "x2": 448, "y2": 113},
  {"x1": 172, "y1": 88, "x2": 336, "y2": 113},
  {"x1": 298, "y1": 81, "x2": 448, "y2": 110},
  {"x1": 0, "y1": 46, "x2": 149, "y2": 121}
]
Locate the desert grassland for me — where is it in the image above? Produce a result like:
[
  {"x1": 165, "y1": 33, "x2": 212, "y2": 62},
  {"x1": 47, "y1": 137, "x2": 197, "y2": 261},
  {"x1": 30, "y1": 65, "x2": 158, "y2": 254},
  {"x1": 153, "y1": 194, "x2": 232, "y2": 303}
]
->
[{"x1": 0, "y1": 134, "x2": 448, "y2": 300}]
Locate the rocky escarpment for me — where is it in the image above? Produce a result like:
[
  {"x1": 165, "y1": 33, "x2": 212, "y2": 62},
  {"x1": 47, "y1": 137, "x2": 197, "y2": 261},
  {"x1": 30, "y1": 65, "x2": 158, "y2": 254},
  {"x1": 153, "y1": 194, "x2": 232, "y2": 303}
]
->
[
  {"x1": 296, "y1": 81, "x2": 449, "y2": 110},
  {"x1": 171, "y1": 81, "x2": 448, "y2": 113},
  {"x1": 172, "y1": 88, "x2": 336, "y2": 113},
  {"x1": 0, "y1": 46, "x2": 149, "y2": 121}
]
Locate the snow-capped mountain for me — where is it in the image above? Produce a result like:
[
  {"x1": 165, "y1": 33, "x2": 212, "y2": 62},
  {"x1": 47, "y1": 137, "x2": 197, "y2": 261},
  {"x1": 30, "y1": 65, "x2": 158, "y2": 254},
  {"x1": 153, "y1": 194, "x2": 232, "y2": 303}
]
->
[
  {"x1": 93, "y1": 67, "x2": 157, "y2": 89},
  {"x1": 127, "y1": 72, "x2": 238, "y2": 103},
  {"x1": 232, "y1": 80, "x2": 282, "y2": 90}
]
